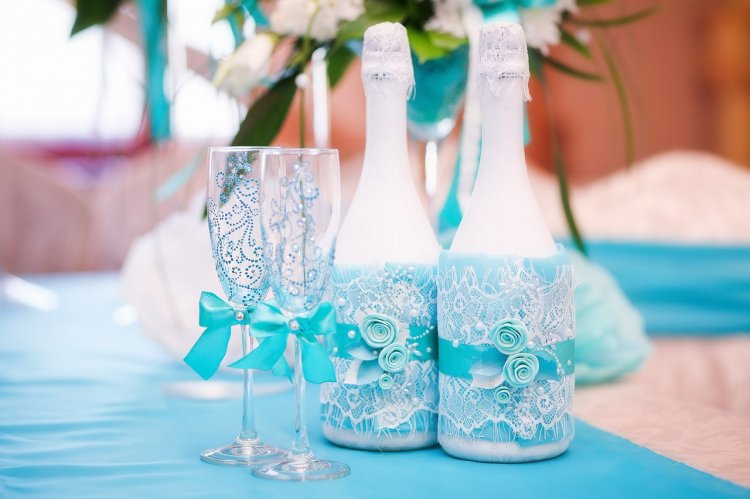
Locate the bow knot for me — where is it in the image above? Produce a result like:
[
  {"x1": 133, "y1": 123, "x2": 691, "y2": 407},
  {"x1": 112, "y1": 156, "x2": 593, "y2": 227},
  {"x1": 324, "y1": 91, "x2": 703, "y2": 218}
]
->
[
  {"x1": 184, "y1": 291, "x2": 254, "y2": 380},
  {"x1": 229, "y1": 301, "x2": 337, "y2": 384}
]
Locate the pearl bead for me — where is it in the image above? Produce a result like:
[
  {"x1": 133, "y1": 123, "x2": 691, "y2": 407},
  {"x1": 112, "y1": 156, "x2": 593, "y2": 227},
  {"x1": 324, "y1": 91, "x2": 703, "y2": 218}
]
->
[
  {"x1": 347, "y1": 330, "x2": 356, "y2": 339},
  {"x1": 566, "y1": 360, "x2": 572, "y2": 366},
  {"x1": 336, "y1": 298, "x2": 346, "y2": 307},
  {"x1": 289, "y1": 320, "x2": 300, "y2": 330},
  {"x1": 452, "y1": 340, "x2": 459, "y2": 348},
  {"x1": 426, "y1": 347, "x2": 432, "y2": 353},
  {"x1": 235, "y1": 311, "x2": 245, "y2": 321},
  {"x1": 527, "y1": 341, "x2": 535, "y2": 349}
]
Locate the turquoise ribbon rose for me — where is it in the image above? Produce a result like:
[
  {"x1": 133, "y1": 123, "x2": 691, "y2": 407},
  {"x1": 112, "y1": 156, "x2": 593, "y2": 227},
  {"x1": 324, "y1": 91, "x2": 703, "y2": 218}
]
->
[
  {"x1": 229, "y1": 301, "x2": 337, "y2": 384},
  {"x1": 439, "y1": 318, "x2": 574, "y2": 391},
  {"x1": 183, "y1": 291, "x2": 254, "y2": 380},
  {"x1": 329, "y1": 313, "x2": 438, "y2": 389}
]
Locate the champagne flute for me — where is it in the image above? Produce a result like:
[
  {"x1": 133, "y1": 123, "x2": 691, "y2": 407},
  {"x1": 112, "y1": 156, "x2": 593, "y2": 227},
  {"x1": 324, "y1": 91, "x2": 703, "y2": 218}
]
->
[
  {"x1": 253, "y1": 148, "x2": 349, "y2": 481},
  {"x1": 202, "y1": 146, "x2": 285, "y2": 466}
]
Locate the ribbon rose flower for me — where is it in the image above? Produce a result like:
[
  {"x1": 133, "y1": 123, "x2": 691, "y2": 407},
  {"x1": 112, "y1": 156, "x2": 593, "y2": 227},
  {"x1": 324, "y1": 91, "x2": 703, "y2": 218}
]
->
[
  {"x1": 378, "y1": 373, "x2": 395, "y2": 390},
  {"x1": 503, "y1": 352, "x2": 540, "y2": 388},
  {"x1": 494, "y1": 385, "x2": 513, "y2": 404},
  {"x1": 378, "y1": 343, "x2": 409, "y2": 373},
  {"x1": 490, "y1": 318, "x2": 528, "y2": 355},
  {"x1": 361, "y1": 313, "x2": 398, "y2": 349}
]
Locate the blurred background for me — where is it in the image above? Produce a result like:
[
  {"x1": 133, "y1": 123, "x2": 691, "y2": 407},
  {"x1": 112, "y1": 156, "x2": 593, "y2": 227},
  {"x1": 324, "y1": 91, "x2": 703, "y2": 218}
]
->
[
  {"x1": 1, "y1": 2, "x2": 749, "y2": 482},
  {"x1": 1, "y1": 0, "x2": 749, "y2": 273}
]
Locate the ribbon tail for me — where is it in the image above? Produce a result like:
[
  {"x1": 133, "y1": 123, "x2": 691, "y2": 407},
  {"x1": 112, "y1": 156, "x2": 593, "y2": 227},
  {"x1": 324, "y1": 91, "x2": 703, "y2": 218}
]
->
[
  {"x1": 299, "y1": 337, "x2": 336, "y2": 384},
  {"x1": 183, "y1": 326, "x2": 232, "y2": 380},
  {"x1": 229, "y1": 334, "x2": 288, "y2": 371},
  {"x1": 271, "y1": 356, "x2": 292, "y2": 382}
]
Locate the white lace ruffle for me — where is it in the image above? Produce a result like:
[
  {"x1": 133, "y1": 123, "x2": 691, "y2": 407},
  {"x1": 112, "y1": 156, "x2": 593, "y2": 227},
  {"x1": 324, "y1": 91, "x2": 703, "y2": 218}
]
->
[
  {"x1": 321, "y1": 359, "x2": 438, "y2": 434},
  {"x1": 437, "y1": 253, "x2": 575, "y2": 443},
  {"x1": 361, "y1": 22, "x2": 415, "y2": 98},
  {"x1": 478, "y1": 22, "x2": 531, "y2": 101},
  {"x1": 321, "y1": 263, "x2": 439, "y2": 436}
]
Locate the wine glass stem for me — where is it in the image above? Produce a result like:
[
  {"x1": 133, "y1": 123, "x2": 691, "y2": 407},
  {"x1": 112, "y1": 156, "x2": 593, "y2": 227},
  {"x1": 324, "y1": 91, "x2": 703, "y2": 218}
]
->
[
  {"x1": 290, "y1": 336, "x2": 311, "y2": 459},
  {"x1": 239, "y1": 324, "x2": 258, "y2": 442}
]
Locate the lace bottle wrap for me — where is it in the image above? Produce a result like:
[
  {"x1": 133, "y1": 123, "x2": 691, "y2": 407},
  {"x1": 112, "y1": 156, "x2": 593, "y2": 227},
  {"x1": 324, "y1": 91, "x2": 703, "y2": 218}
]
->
[
  {"x1": 361, "y1": 22, "x2": 415, "y2": 98},
  {"x1": 436, "y1": 247, "x2": 575, "y2": 452},
  {"x1": 320, "y1": 263, "x2": 439, "y2": 448},
  {"x1": 478, "y1": 22, "x2": 531, "y2": 101}
]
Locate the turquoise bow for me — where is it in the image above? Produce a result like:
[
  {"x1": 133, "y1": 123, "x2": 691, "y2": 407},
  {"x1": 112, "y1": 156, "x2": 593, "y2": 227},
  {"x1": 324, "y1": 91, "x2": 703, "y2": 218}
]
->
[
  {"x1": 183, "y1": 292, "x2": 255, "y2": 380},
  {"x1": 230, "y1": 301, "x2": 337, "y2": 384}
]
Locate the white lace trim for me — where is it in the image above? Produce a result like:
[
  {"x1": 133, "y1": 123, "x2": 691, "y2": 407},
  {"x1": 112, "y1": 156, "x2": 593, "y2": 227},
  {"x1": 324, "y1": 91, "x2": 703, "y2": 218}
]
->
[
  {"x1": 321, "y1": 359, "x2": 438, "y2": 434},
  {"x1": 478, "y1": 22, "x2": 531, "y2": 101},
  {"x1": 437, "y1": 255, "x2": 575, "y2": 442},
  {"x1": 361, "y1": 22, "x2": 415, "y2": 98},
  {"x1": 321, "y1": 263, "x2": 439, "y2": 435}
]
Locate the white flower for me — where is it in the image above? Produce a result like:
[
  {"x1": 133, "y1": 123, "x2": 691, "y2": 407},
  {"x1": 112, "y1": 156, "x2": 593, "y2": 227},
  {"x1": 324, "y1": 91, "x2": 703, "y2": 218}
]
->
[
  {"x1": 425, "y1": 0, "x2": 469, "y2": 38},
  {"x1": 212, "y1": 33, "x2": 277, "y2": 96},
  {"x1": 270, "y1": 0, "x2": 364, "y2": 41},
  {"x1": 520, "y1": 0, "x2": 577, "y2": 55}
]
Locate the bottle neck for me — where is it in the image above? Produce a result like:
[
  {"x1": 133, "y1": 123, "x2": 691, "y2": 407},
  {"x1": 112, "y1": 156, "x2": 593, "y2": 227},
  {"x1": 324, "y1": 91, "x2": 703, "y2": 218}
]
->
[
  {"x1": 360, "y1": 81, "x2": 412, "y2": 187},
  {"x1": 475, "y1": 80, "x2": 527, "y2": 190}
]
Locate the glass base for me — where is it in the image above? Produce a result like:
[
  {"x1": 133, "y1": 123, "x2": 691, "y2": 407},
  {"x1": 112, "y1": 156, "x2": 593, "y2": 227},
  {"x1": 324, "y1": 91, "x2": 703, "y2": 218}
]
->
[
  {"x1": 252, "y1": 454, "x2": 350, "y2": 481},
  {"x1": 200, "y1": 437, "x2": 286, "y2": 467}
]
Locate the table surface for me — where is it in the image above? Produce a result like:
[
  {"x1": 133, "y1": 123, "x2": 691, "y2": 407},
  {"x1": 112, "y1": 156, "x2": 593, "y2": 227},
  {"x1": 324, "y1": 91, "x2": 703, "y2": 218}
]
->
[{"x1": 1, "y1": 273, "x2": 747, "y2": 499}]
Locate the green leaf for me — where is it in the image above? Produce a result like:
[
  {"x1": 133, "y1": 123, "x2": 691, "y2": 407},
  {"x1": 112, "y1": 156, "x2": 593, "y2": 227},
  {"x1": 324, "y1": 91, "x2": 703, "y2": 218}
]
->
[
  {"x1": 569, "y1": 6, "x2": 659, "y2": 28},
  {"x1": 596, "y1": 35, "x2": 635, "y2": 167},
  {"x1": 537, "y1": 66, "x2": 587, "y2": 254},
  {"x1": 71, "y1": 0, "x2": 126, "y2": 35},
  {"x1": 560, "y1": 29, "x2": 592, "y2": 59},
  {"x1": 426, "y1": 30, "x2": 467, "y2": 52},
  {"x1": 231, "y1": 74, "x2": 298, "y2": 146},
  {"x1": 326, "y1": 44, "x2": 356, "y2": 88},
  {"x1": 542, "y1": 56, "x2": 604, "y2": 81},
  {"x1": 211, "y1": 4, "x2": 238, "y2": 24},
  {"x1": 407, "y1": 27, "x2": 448, "y2": 63},
  {"x1": 335, "y1": 0, "x2": 407, "y2": 46}
]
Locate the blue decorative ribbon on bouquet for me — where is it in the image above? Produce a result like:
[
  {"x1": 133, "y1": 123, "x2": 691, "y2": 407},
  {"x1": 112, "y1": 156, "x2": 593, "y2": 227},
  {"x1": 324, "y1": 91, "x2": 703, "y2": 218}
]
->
[
  {"x1": 229, "y1": 301, "x2": 337, "y2": 384},
  {"x1": 183, "y1": 291, "x2": 256, "y2": 380}
]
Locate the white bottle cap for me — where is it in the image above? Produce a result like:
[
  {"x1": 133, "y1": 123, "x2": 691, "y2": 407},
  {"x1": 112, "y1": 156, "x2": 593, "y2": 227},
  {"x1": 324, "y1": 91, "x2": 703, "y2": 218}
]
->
[
  {"x1": 478, "y1": 22, "x2": 531, "y2": 101},
  {"x1": 361, "y1": 22, "x2": 415, "y2": 97}
]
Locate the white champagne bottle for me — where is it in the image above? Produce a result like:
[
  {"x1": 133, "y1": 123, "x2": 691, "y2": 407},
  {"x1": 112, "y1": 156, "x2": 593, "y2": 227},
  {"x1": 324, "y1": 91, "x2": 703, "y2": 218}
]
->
[
  {"x1": 449, "y1": 27, "x2": 556, "y2": 257},
  {"x1": 321, "y1": 23, "x2": 441, "y2": 451},
  {"x1": 437, "y1": 23, "x2": 575, "y2": 463},
  {"x1": 335, "y1": 31, "x2": 439, "y2": 264}
]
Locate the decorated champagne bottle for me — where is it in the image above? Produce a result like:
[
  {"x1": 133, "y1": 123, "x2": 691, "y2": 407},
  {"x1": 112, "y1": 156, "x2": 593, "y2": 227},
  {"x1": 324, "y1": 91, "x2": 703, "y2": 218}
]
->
[
  {"x1": 320, "y1": 22, "x2": 441, "y2": 450},
  {"x1": 437, "y1": 23, "x2": 576, "y2": 462}
]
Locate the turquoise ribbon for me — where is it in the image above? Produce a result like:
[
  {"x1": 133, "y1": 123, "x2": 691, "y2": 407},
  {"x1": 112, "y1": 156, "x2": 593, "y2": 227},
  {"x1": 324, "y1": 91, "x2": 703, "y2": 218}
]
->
[
  {"x1": 230, "y1": 301, "x2": 337, "y2": 384},
  {"x1": 183, "y1": 292, "x2": 252, "y2": 380},
  {"x1": 439, "y1": 338, "x2": 575, "y2": 381},
  {"x1": 137, "y1": 0, "x2": 170, "y2": 142},
  {"x1": 329, "y1": 323, "x2": 438, "y2": 361}
]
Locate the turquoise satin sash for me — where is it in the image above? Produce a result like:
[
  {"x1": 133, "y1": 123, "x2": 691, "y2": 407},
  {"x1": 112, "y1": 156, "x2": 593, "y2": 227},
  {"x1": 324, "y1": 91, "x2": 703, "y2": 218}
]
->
[
  {"x1": 438, "y1": 338, "x2": 575, "y2": 385},
  {"x1": 328, "y1": 323, "x2": 438, "y2": 362},
  {"x1": 230, "y1": 301, "x2": 337, "y2": 384}
]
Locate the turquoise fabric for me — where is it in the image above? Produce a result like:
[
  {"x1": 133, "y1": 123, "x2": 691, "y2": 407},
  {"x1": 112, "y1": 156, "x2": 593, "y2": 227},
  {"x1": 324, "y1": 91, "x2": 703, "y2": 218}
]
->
[
  {"x1": 137, "y1": 0, "x2": 170, "y2": 142},
  {"x1": 0, "y1": 274, "x2": 746, "y2": 498},
  {"x1": 573, "y1": 240, "x2": 750, "y2": 334}
]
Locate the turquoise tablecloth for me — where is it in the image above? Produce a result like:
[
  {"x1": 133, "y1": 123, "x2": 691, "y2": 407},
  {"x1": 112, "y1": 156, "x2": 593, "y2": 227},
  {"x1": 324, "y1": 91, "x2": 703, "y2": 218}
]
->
[{"x1": 1, "y1": 274, "x2": 746, "y2": 498}]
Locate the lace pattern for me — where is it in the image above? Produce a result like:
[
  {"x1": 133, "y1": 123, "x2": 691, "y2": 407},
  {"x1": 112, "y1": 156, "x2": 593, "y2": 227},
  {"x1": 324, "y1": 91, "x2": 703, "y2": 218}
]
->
[
  {"x1": 478, "y1": 22, "x2": 531, "y2": 101},
  {"x1": 207, "y1": 151, "x2": 268, "y2": 307},
  {"x1": 320, "y1": 263, "x2": 439, "y2": 436},
  {"x1": 437, "y1": 250, "x2": 575, "y2": 444},
  {"x1": 361, "y1": 22, "x2": 415, "y2": 98}
]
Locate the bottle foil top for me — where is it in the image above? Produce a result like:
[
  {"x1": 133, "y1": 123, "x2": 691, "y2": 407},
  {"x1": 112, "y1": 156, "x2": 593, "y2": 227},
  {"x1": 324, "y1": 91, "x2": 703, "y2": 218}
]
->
[
  {"x1": 361, "y1": 22, "x2": 415, "y2": 97},
  {"x1": 478, "y1": 22, "x2": 531, "y2": 101}
]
